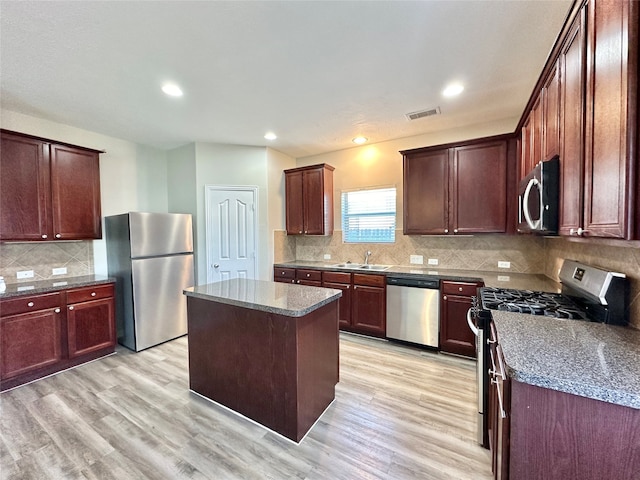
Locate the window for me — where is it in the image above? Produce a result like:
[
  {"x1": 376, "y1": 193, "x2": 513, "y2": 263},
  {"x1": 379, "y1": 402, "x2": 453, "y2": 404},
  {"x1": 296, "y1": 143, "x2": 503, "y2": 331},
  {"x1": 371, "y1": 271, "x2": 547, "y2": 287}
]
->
[{"x1": 341, "y1": 187, "x2": 396, "y2": 243}]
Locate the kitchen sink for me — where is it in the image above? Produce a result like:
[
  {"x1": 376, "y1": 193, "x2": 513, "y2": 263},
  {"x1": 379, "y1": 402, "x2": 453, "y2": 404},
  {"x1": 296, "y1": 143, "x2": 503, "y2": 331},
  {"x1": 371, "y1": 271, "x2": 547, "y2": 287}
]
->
[
  {"x1": 330, "y1": 263, "x2": 390, "y2": 271},
  {"x1": 330, "y1": 263, "x2": 362, "y2": 268}
]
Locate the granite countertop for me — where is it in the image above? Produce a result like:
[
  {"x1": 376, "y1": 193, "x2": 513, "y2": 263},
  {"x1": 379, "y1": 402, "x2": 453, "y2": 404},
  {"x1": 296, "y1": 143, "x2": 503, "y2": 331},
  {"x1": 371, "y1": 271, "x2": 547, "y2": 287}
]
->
[
  {"x1": 492, "y1": 310, "x2": 640, "y2": 409},
  {"x1": 274, "y1": 260, "x2": 561, "y2": 292},
  {"x1": 0, "y1": 275, "x2": 115, "y2": 298},
  {"x1": 184, "y1": 278, "x2": 342, "y2": 318}
]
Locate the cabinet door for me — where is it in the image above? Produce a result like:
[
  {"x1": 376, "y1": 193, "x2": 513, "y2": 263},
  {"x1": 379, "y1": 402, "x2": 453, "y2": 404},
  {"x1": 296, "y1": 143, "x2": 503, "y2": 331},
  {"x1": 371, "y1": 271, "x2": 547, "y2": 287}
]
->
[
  {"x1": 352, "y1": 284, "x2": 386, "y2": 337},
  {"x1": 583, "y1": 0, "x2": 637, "y2": 238},
  {"x1": 50, "y1": 144, "x2": 102, "y2": 240},
  {"x1": 520, "y1": 116, "x2": 532, "y2": 180},
  {"x1": 542, "y1": 62, "x2": 561, "y2": 160},
  {"x1": 67, "y1": 297, "x2": 115, "y2": 358},
  {"x1": 452, "y1": 142, "x2": 508, "y2": 234},
  {"x1": 302, "y1": 168, "x2": 325, "y2": 235},
  {"x1": 439, "y1": 284, "x2": 476, "y2": 358},
  {"x1": 323, "y1": 281, "x2": 352, "y2": 329},
  {"x1": 0, "y1": 308, "x2": 63, "y2": 380},
  {"x1": 285, "y1": 170, "x2": 304, "y2": 235},
  {"x1": 0, "y1": 133, "x2": 51, "y2": 241},
  {"x1": 558, "y1": 7, "x2": 587, "y2": 236},
  {"x1": 403, "y1": 149, "x2": 449, "y2": 234},
  {"x1": 531, "y1": 96, "x2": 543, "y2": 168}
]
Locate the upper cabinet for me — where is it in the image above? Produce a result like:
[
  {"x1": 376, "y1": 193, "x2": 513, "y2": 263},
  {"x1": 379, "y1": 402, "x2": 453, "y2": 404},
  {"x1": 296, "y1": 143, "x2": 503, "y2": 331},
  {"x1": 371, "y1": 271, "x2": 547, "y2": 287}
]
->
[
  {"x1": 402, "y1": 136, "x2": 516, "y2": 235},
  {"x1": 284, "y1": 163, "x2": 334, "y2": 236},
  {"x1": 0, "y1": 130, "x2": 103, "y2": 242},
  {"x1": 521, "y1": 0, "x2": 639, "y2": 240}
]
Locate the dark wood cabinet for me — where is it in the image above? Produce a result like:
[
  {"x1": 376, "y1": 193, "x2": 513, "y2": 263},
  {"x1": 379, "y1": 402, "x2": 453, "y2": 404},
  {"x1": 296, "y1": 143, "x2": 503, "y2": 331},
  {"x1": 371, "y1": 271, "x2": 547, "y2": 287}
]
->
[
  {"x1": 294, "y1": 269, "x2": 322, "y2": 287},
  {"x1": 273, "y1": 267, "x2": 296, "y2": 283},
  {"x1": 0, "y1": 283, "x2": 115, "y2": 391},
  {"x1": 403, "y1": 136, "x2": 514, "y2": 235},
  {"x1": 542, "y1": 62, "x2": 561, "y2": 161},
  {"x1": 0, "y1": 130, "x2": 103, "y2": 242},
  {"x1": 322, "y1": 271, "x2": 352, "y2": 329},
  {"x1": 284, "y1": 164, "x2": 334, "y2": 236},
  {"x1": 439, "y1": 281, "x2": 481, "y2": 358},
  {"x1": 351, "y1": 274, "x2": 386, "y2": 337},
  {"x1": 66, "y1": 284, "x2": 116, "y2": 359}
]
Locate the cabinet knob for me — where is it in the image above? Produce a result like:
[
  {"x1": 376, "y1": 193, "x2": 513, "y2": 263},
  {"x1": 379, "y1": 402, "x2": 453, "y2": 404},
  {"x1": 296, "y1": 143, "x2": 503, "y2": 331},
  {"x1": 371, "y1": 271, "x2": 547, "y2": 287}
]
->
[
  {"x1": 55, "y1": 233, "x2": 61, "y2": 238},
  {"x1": 91, "y1": 292, "x2": 96, "y2": 297},
  {"x1": 454, "y1": 229, "x2": 458, "y2": 233},
  {"x1": 281, "y1": 271, "x2": 285, "y2": 275},
  {"x1": 68, "y1": 306, "x2": 74, "y2": 310},
  {"x1": 443, "y1": 295, "x2": 447, "y2": 300},
  {"x1": 41, "y1": 234, "x2": 47, "y2": 239},
  {"x1": 444, "y1": 229, "x2": 449, "y2": 233},
  {"x1": 306, "y1": 273, "x2": 310, "y2": 278},
  {"x1": 304, "y1": 231, "x2": 308, "y2": 234},
  {"x1": 458, "y1": 287, "x2": 463, "y2": 292},
  {"x1": 54, "y1": 308, "x2": 61, "y2": 313},
  {"x1": 296, "y1": 280, "x2": 300, "y2": 284},
  {"x1": 577, "y1": 228, "x2": 588, "y2": 236},
  {"x1": 27, "y1": 301, "x2": 34, "y2": 307},
  {"x1": 299, "y1": 231, "x2": 303, "y2": 234}
]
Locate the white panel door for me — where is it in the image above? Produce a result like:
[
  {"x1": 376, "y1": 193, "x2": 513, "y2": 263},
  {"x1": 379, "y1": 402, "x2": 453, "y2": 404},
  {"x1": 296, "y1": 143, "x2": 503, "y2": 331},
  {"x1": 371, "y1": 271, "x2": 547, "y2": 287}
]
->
[{"x1": 205, "y1": 186, "x2": 257, "y2": 283}]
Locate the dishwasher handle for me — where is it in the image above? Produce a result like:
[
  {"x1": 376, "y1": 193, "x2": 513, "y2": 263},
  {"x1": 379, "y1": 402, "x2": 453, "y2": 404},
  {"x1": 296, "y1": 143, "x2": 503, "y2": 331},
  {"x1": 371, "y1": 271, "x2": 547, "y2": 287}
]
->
[{"x1": 386, "y1": 276, "x2": 439, "y2": 289}]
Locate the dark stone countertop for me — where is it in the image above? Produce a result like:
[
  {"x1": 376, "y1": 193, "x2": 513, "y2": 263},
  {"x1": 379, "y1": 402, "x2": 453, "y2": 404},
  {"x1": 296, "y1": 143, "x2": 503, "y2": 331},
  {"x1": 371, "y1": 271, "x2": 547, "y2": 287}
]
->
[{"x1": 0, "y1": 275, "x2": 115, "y2": 299}]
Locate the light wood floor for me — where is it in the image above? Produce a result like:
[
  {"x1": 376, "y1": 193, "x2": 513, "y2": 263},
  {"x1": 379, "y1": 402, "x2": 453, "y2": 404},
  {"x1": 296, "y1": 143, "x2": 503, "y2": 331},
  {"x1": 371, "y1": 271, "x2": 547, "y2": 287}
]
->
[{"x1": 1, "y1": 333, "x2": 492, "y2": 479}]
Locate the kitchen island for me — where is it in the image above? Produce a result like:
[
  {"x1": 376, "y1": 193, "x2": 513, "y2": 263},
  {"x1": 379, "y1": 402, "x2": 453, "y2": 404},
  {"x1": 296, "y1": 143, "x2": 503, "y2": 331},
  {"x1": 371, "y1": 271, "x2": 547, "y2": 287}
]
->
[{"x1": 183, "y1": 278, "x2": 341, "y2": 442}]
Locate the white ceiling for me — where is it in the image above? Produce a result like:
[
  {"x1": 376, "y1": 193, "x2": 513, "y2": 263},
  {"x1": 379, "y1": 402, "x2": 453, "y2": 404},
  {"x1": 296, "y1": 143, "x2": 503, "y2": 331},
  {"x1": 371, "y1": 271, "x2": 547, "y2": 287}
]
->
[{"x1": 0, "y1": 1, "x2": 572, "y2": 159}]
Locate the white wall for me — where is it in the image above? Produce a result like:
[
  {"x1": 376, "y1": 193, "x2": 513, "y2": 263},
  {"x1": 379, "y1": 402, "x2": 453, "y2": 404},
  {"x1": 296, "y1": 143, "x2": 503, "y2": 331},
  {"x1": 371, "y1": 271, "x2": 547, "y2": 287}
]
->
[
  {"x1": 266, "y1": 147, "x2": 296, "y2": 260},
  {"x1": 0, "y1": 109, "x2": 169, "y2": 276}
]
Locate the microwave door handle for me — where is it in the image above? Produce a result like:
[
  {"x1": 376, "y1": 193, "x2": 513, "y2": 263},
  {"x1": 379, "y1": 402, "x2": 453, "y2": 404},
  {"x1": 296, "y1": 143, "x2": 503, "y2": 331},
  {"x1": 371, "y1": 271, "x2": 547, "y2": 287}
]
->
[
  {"x1": 518, "y1": 195, "x2": 523, "y2": 223},
  {"x1": 522, "y1": 178, "x2": 541, "y2": 230},
  {"x1": 467, "y1": 308, "x2": 479, "y2": 336}
]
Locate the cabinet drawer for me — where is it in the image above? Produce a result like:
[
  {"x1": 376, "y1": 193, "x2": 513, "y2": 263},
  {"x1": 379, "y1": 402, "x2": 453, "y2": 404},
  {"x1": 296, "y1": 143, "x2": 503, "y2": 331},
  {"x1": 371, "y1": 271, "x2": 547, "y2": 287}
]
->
[
  {"x1": 441, "y1": 281, "x2": 480, "y2": 297},
  {"x1": 66, "y1": 284, "x2": 114, "y2": 304},
  {"x1": 0, "y1": 292, "x2": 62, "y2": 317},
  {"x1": 353, "y1": 273, "x2": 386, "y2": 288},
  {"x1": 274, "y1": 267, "x2": 296, "y2": 280},
  {"x1": 296, "y1": 269, "x2": 322, "y2": 282},
  {"x1": 323, "y1": 271, "x2": 352, "y2": 284}
]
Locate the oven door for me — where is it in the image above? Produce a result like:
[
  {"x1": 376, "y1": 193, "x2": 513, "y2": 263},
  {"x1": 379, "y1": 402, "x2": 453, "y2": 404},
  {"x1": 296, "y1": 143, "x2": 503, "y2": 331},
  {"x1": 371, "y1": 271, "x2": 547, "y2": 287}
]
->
[{"x1": 467, "y1": 306, "x2": 490, "y2": 448}]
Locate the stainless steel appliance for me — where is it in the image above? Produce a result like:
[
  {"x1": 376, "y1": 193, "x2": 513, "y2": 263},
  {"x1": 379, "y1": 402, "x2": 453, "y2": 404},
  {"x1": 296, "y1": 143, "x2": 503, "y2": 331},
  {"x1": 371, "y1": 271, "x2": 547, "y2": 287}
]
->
[
  {"x1": 386, "y1": 275, "x2": 440, "y2": 348},
  {"x1": 468, "y1": 259, "x2": 629, "y2": 447},
  {"x1": 517, "y1": 155, "x2": 559, "y2": 234},
  {"x1": 105, "y1": 212, "x2": 195, "y2": 351}
]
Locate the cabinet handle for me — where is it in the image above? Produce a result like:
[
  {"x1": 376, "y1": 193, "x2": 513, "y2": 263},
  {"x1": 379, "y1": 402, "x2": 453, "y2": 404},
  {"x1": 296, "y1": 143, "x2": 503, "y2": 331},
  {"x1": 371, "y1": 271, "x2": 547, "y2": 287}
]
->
[
  {"x1": 454, "y1": 229, "x2": 458, "y2": 233},
  {"x1": 27, "y1": 301, "x2": 34, "y2": 307},
  {"x1": 306, "y1": 273, "x2": 310, "y2": 278},
  {"x1": 304, "y1": 231, "x2": 308, "y2": 234},
  {"x1": 296, "y1": 280, "x2": 300, "y2": 284},
  {"x1": 577, "y1": 228, "x2": 588, "y2": 236},
  {"x1": 444, "y1": 229, "x2": 449, "y2": 233},
  {"x1": 68, "y1": 306, "x2": 74, "y2": 310},
  {"x1": 91, "y1": 292, "x2": 96, "y2": 297},
  {"x1": 346, "y1": 285, "x2": 350, "y2": 289},
  {"x1": 54, "y1": 308, "x2": 60, "y2": 313},
  {"x1": 281, "y1": 271, "x2": 285, "y2": 275},
  {"x1": 443, "y1": 295, "x2": 447, "y2": 300},
  {"x1": 458, "y1": 287, "x2": 463, "y2": 292},
  {"x1": 41, "y1": 234, "x2": 47, "y2": 239},
  {"x1": 299, "y1": 230, "x2": 303, "y2": 234},
  {"x1": 55, "y1": 233, "x2": 61, "y2": 238}
]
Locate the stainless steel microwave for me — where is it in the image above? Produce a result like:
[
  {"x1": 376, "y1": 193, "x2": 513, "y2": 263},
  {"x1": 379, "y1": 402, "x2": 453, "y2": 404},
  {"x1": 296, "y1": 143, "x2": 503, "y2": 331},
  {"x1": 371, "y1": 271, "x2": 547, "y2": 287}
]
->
[{"x1": 517, "y1": 156, "x2": 559, "y2": 234}]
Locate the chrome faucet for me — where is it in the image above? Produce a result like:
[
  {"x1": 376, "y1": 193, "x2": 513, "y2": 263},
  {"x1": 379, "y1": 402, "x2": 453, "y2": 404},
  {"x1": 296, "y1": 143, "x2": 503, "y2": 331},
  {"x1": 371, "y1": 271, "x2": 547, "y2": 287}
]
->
[{"x1": 364, "y1": 250, "x2": 372, "y2": 265}]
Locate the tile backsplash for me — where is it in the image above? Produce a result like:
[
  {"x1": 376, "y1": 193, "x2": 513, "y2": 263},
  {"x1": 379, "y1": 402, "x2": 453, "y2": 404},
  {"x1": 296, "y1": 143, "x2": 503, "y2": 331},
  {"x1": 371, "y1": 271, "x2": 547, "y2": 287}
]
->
[
  {"x1": 0, "y1": 241, "x2": 94, "y2": 283},
  {"x1": 294, "y1": 231, "x2": 546, "y2": 273}
]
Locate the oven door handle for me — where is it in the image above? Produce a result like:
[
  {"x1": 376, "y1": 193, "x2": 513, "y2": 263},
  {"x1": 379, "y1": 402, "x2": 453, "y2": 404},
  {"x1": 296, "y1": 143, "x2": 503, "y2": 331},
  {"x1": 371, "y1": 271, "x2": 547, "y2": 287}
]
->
[
  {"x1": 467, "y1": 308, "x2": 479, "y2": 336},
  {"x1": 522, "y1": 177, "x2": 541, "y2": 230}
]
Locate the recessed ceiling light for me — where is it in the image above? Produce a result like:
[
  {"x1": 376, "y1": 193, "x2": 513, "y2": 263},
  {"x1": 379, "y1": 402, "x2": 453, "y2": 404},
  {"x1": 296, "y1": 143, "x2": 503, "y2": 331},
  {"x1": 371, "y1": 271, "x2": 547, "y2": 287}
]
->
[
  {"x1": 161, "y1": 83, "x2": 183, "y2": 97},
  {"x1": 352, "y1": 136, "x2": 368, "y2": 145},
  {"x1": 442, "y1": 83, "x2": 464, "y2": 97},
  {"x1": 264, "y1": 132, "x2": 277, "y2": 140}
]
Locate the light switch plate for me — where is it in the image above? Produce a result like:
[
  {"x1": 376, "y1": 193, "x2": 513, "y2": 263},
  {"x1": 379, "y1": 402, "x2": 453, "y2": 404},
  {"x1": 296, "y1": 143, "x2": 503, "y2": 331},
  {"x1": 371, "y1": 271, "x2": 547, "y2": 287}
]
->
[
  {"x1": 17, "y1": 270, "x2": 34, "y2": 279},
  {"x1": 52, "y1": 267, "x2": 67, "y2": 275},
  {"x1": 428, "y1": 258, "x2": 439, "y2": 266},
  {"x1": 410, "y1": 255, "x2": 424, "y2": 265},
  {"x1": 498, "y1": 261, "x2": 511, "y2": 269}
]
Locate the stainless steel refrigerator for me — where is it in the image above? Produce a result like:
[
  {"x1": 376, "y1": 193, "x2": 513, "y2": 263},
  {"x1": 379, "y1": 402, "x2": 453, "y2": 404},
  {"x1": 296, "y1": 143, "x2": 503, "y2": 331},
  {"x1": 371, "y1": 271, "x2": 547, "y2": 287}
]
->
[{"x1": 105, "y1": 212, "x2": 195, "y2": 351}]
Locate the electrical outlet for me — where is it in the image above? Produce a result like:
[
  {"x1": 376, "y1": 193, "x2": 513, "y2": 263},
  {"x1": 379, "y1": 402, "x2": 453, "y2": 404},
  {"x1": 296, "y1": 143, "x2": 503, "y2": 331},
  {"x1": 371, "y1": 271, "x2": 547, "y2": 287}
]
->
[
  {"x1": 498, "y1": 261, "x2": 511, "y2": 269},
  {"x1": 428, "y1": 258, "x2": 439, "y2": 266},
  {"x1": 497, "y1": 275, "x2": 511, "y2": 282},
  {"x1": 52, "y1": 267, "x2": 67, "y2": 275},
  {"x1": 410, "y1": 255, "x2": 424, "y2": 265},
  {"x1": 323, "y1": 254, "x2": 331, "y2": 260},
  {"x1": 16, "y1": 270, "x2": 34, "y2": 279}
]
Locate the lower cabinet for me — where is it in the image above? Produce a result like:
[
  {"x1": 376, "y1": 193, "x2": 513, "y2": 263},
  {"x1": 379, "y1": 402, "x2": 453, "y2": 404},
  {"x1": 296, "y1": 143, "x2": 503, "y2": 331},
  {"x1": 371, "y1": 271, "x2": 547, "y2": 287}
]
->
[
  {"x1": 439, "y1": 280, "x2": 482, "y2": 358},
  {"x1": 351, "y1": 274, "x2": 386, "y2": 337},
  {"x1": 321, "y1": 271, "x2": 352, "y2": 329},
  {"x1": 273, "y1": 267, "x2": 322, "y2": 286},
  {"x1": 0, "y1": 283, "x2": 116, "y2": 391}
]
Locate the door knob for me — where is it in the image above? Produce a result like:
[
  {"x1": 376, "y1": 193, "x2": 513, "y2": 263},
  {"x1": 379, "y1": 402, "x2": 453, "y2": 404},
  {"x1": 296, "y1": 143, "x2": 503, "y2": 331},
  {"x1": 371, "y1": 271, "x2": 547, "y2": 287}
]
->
[{"x1": 213, "y1": 264, "x2": 219, "y2": 268}]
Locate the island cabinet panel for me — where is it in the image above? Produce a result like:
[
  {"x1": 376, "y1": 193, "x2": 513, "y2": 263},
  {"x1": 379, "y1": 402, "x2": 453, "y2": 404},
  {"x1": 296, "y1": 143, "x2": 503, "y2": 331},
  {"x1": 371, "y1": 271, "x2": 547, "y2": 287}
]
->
[
  {"x1": 0, "y1": 130, "x2": 103, "y2": 242},
  {"x1": 403, "y1": 136, "x2": 514, "y2": 235},
  {"x1": 558, "y1": 7, "x2": 587, "y2": 237},
  {"x1": 439, "y1": 281, "x2": 481, "y2": 358},
  {"x1": 284, "y1": 163, "x2": 334, "y2": 236},
  {"x1": 187, "y1": 297, "x2": 339, "y2": 442},
  {"x1": 509, "y1": 380, "x2": 640, "y2": 480}
]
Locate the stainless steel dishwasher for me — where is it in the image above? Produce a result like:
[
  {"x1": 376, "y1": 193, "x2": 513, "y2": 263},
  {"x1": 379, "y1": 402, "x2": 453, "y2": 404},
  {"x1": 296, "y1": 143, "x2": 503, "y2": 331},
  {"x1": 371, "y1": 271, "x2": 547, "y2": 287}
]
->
[{"x1": 386, "y1": 275, "x2": 440, "y2": 348}]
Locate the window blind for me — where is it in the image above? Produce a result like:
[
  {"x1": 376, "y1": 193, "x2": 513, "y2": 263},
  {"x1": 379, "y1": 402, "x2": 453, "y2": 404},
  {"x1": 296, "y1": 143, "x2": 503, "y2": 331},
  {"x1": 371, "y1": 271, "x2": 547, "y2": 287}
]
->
[{"x1": 341, "y1": 187, "x2": 396, "y2": 243}]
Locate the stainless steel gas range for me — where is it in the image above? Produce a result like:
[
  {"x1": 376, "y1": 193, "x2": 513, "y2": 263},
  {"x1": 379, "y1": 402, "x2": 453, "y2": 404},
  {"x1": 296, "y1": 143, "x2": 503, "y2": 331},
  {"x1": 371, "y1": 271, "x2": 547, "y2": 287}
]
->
[{"x1": 468, "y1": 259, "x2": 629, "y2": 448}]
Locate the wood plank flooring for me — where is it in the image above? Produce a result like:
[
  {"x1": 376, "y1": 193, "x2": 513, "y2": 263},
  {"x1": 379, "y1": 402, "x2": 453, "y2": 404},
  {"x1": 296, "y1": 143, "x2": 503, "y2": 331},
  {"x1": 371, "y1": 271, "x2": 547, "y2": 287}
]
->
[{"x1": 1, "y1": 333, "x2": 492, "y2": 479}]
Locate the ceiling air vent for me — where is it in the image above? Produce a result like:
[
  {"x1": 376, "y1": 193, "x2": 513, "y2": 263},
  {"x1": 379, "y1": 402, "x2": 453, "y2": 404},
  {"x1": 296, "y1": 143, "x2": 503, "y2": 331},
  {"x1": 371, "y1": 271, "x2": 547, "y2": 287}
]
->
[{"x1": 405, "y1": 107, "x2": 441, "y2": 121}]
